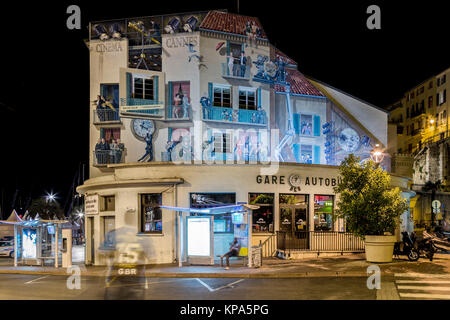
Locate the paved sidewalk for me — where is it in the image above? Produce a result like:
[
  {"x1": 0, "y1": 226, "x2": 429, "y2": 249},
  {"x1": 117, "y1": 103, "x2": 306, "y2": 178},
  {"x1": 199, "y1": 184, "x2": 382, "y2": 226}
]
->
[{"x1": 1, "y1": 253, "x2": 449, "y2": 278}]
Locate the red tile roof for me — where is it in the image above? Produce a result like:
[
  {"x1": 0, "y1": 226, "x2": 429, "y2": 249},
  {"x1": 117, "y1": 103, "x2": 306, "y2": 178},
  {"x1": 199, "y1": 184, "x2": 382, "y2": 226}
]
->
[
  {"x1": 275, "y1": 69, "x2": 325, "y2": 97},
  {"x1": 199, "y1": 11, "x2": 267, "y2": 39},
  {"x1": 274, "y1": 48, "x2": 297, "y2": 66}
]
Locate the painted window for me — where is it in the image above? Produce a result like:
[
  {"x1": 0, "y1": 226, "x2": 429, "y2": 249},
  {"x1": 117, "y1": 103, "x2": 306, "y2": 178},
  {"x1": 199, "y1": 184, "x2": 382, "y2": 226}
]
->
[
  {"x1": 140, "y1": 193, "x2": 162, "y2": 233},
  {"x1": 212, "y1": 84, "x2": 232, "y2": 108},
  {"x1": 190, "y1": 193, "x2": 236, "y2": 233},
  {"x1": 300, "y1": 145, "x2": 313, "y2": 164},
  {"x1": 300, "y1": 114, "x2": 313, "y2": 136},
  {"x1": 249, "y1": 193, "x2": 274, "y2": 233},
  {"x1": 238, "y1": 87, "x2": 257, "y2": 110},
  {"x1": 133, "y1": 76, "x2": 154, "y2": 100},
  {"x1": 314, "y1": 195, "x2": 334, "y2": 231},
  {"x1": 100, "y1": 84, "x2": 119, "y2": 109},
  {"x1": 100, "y1": 128, "x2": 120, "y2": 143},
  {"x1": 213, "y1": 132, "x2": 232, "y2": 154},
  {"x1": 279, "y1": 194, "x2": 309, "y2": 233}
]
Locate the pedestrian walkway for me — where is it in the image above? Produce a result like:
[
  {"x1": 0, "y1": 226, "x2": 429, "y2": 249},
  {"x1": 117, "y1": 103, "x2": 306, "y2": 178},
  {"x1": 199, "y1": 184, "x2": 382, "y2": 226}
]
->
[{"x1": 394, "y1": 273, "x2": 450, "y2": 300}]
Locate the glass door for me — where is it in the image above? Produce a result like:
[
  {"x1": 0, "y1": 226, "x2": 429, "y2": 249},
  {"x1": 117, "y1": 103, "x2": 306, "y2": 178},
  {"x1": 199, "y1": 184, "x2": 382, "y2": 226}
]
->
[{"x1": 279, "y1": 194, "x2": 309, "y2": 249}]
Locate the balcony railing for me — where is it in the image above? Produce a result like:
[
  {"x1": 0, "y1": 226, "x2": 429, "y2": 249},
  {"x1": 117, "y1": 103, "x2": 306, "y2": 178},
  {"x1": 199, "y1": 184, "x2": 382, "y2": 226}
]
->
[
  {"x1": 221, "y1": 62, "x2": 250, "y2": 80},
  {"x1": 93, "y1": 150, "x2": 124, "y2": 166},
  {"x1": 412, "y1": 128, "x2": 424, "y2": 136},
  {"x1": 203, "y1": 106, "x2": 267, "y2": 125},
  {"x1": 166, "y1": 105, "x2": 190, "y2": 120},
  {"x1": 120, "y1": 98, "x2": 165, "y2": 118},
  {"x1": 93, "y1": 109, "x2": 121, "y2": 124}
]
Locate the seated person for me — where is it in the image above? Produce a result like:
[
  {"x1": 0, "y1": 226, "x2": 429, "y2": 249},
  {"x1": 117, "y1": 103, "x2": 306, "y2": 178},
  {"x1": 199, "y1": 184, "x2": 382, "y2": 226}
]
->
[{"x1": 221, "y1": 237, "x2": 241, "y2": 270}]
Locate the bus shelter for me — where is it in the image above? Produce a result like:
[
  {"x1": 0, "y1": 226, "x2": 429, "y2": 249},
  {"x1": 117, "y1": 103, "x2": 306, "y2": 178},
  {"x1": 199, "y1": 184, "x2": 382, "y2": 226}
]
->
[
  {"x1": 160, "y1": 204, "x2": 259, "y2": 267},
  {"x1": 0, "y1": 219, "x2": 72, "y2": 268}
]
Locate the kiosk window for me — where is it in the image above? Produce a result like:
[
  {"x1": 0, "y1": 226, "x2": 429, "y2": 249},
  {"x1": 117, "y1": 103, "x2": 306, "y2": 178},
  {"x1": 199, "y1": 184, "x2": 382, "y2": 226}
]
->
[
  {"x1": 249, "y1": 193, "x2": 274, "y2": 233},
  {"x1": 314, "y1": 195, "x2": 334, "y2": 231},
  {"x1": 140, "y1": 194, "x2": 162, "y2": 233}
]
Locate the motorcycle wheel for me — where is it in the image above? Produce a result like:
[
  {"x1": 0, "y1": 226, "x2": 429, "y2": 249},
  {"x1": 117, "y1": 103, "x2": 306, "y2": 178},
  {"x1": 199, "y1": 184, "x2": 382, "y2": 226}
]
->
[{"x1": 407, "y1": 250, "x2": 419, "y2": 261}]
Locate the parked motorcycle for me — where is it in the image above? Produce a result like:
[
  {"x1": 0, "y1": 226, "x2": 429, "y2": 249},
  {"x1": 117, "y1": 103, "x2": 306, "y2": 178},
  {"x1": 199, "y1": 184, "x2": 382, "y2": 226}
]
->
[
  {"x1": 393, "y1": 231, "x2": 419, "y2": 261},
  {"x1": 411, "y1": 233, "x2": 435, "y2": 261}
]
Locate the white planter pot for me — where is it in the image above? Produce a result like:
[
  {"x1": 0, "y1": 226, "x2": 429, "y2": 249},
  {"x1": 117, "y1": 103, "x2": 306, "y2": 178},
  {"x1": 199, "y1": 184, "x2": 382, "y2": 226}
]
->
[{"x1": 364, "y1": 235, "x2": 397, "y2": 263}]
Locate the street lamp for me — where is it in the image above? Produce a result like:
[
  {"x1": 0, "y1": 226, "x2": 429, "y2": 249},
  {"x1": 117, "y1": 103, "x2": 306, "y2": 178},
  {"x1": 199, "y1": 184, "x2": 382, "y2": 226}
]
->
[
  {"x1": 370, "y1": 144, "x2": 385, "y2": 164},
  {"x1": 45, "y1": 192, "x2": 57, "y2": 203}
]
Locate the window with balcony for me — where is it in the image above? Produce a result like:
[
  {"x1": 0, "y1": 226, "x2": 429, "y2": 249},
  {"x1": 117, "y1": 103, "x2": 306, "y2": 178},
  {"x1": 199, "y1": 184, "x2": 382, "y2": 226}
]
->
[
  {"x1": 133, "y1": 76, "x2": 154, "y2": 100},
  {"x1": 212, "y1": 85, "x2": 232, "y2": 108},
  {"x1": 168, "y1": 81, "x2": 190, "y2": 119},
  {"x1": 238, "y1": 88, "x2": 257, "y2": 110}
]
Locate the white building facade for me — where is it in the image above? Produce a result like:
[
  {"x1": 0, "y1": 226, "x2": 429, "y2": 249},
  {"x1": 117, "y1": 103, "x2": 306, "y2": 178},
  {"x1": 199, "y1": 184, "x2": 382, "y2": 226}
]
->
[{"x1": 80, "y1": 10, "x2": 412, "y2": 265}]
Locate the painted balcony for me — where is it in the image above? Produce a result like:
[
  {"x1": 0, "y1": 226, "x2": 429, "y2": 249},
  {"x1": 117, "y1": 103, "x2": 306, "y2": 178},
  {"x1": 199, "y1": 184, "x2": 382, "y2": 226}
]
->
[
  {"x1": 221, "y1": 63, "x2": 250, "y2": 80},
  {"x1": 93, "y1": 109, "x2": 121, "y2": 124},
  {"x1": 93, "y1": 150, "x2": 125, "y2": 167},
  {"x1": 120, "y1": 98, "x2": 165, "y2": 118},
  {"x1": 202, "y1": 106, "x2": 267, "y2": 126},
  {"x1": 166, "y1": 105, "x2": 191, "y2": 120}
]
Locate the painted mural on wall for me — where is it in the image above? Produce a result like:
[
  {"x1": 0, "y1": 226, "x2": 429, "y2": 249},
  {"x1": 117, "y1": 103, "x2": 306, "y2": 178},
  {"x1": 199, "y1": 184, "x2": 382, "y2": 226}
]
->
[{"x1": 131, "y1": 119, "x2": 155, "y2": 162}]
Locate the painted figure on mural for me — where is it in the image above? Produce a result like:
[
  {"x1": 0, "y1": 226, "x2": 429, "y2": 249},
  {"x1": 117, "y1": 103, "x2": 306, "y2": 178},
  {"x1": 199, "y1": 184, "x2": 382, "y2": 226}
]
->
[
  {"x1": 138, "y1": 132, "x2": 153, "y2": 162},
  {"x1": 240, "y1": 51, "x2": 247, "y2": 77},
  {"x1": 173, "y1": 84, "x2": 188, "y2": 119},
  {"x1": 253, "y1": 55, "x2": 268, "y2": 79},
  {"x1": 200, "y1": 97, "x2": 212, "y2": 120},
  {"x1": 227, "y1": 54, "x2": 234, "y2": 76}
]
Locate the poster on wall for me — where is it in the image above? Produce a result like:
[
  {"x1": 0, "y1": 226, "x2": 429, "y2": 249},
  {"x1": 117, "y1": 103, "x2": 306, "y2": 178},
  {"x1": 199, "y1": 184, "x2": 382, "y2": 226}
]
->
[{"x1": 22, "y1": 228, "x2": 37, "y2": 259}]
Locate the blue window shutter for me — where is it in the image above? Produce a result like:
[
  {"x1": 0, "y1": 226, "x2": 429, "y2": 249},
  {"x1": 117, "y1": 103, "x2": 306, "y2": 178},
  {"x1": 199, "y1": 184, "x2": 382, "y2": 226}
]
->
[
  {"x1": 153, "y1": 76, "x2": 159, "y2": 101},
  {"x1": 168, "y1": 82, "x2": 173, "y2": 104},
  {"x1": 168, "y1": 128, "x2": 173, "y2": 141},
  {"x1": 100, "y1": 128, "x2": 105, "y2": 139},
  {"x1": 313, "y1": 145, "x2": 321, "y2": 164},
  {"x1": 226, "y1": 41, "x2": 230, "y2": 75},
  {"x1": 293, "y1": 113, "x2": 300, "y2": 135},
  {"x1": 293, "y1": 144, "x2": 300, "y2": 163},
  {"x1": 257, "y1": 88, "x2": 261, "y2": 108},
  {"x1": 313, "y1": 115, "x2": 321, "y2": 136},
  {"x1": 208, "y1": 82, "x2": 213, "y2": 101},
  {"x1": 113, "y1": 85, "x2": 119, "y2": 108},
  {"x1": 126, "y1": 73, "x2": 132, "y2": 100}
]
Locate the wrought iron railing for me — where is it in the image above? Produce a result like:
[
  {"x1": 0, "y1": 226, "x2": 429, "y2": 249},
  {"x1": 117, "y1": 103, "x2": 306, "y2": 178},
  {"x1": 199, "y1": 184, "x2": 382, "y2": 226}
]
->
[
  {"x1": 276, "y1": 231, "x2": 365, "y2": 254},
  {"x1": 93, "y1": 150, "x2": 125, "y2": 166},
  {"x1": 221, "y1": 62, "x2": 250, "y2": 80},
  {"x1": 93, "y1": 109, "x2": 121, "y2": 123},
  {"x1": 259, "y1": 233, "x2": 278, "y2": 258}
]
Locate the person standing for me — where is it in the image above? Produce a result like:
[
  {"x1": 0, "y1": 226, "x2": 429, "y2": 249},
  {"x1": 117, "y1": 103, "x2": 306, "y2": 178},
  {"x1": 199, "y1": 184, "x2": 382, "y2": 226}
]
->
[{"x1": 109, "y1": 139, "x2": 118, "y2": 164}]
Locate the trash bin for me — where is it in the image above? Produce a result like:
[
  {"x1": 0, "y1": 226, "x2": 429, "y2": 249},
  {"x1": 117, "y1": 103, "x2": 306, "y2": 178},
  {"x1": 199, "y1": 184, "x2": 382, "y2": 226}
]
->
[{"x1": 251, "y1": 245, "x2": 262, "y2": 268}]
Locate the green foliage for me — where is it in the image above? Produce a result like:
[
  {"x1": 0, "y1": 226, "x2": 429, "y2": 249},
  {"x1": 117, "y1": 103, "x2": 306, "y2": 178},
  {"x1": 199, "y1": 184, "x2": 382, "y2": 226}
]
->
[
  {"x1": 27, "y1": 198, "x2": 65, "y2": 220},
  {"x1": 334, "y1": 154, "x2": 408, "y2": 239}
]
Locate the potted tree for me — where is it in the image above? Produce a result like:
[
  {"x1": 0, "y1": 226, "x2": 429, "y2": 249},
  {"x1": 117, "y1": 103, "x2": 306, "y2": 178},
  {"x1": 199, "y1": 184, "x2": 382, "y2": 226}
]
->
[{"x1": 334, "y1": 154, "x2": 408, "y2": 263}]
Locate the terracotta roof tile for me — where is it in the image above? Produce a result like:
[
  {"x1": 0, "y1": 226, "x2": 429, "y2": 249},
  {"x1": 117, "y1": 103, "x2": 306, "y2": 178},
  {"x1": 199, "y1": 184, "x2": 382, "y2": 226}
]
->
[
  {"x1": 199, "y1": 11, "x2": 267, "y2": 39},
  {"x1": 275, "y1": 48, "x2": 297, "y2": 66},
  {"x1": 275, "y1": 69, "x2": 325, "y2": 97}
]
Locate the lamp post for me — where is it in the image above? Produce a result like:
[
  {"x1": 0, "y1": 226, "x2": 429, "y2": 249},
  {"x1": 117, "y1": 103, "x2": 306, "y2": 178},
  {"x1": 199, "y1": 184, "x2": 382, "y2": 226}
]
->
[{"x1": 370, "y1": 144, "x2": 385, "y2": 165}]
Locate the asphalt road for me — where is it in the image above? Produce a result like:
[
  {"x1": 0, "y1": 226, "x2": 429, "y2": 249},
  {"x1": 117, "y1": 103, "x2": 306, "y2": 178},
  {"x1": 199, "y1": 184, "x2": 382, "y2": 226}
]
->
[{"x1": 0, "y1": 273, "x2": 378, "y2": 300}]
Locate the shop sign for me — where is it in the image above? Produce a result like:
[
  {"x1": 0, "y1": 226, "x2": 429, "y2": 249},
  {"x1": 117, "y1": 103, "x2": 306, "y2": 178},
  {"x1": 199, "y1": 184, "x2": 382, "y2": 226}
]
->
[
  {"x1": 256, "y1": 174, "x2": 342, "y2": 191},
  {"x1": 85, "y1": 194, "x2": 99, "y2": 215}
]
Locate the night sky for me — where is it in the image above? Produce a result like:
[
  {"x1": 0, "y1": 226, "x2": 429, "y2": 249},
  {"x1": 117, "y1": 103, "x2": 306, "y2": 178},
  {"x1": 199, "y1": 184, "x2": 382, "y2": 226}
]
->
[{"x1": 0, "y1": 0, "x2": 448, "y2": 218}]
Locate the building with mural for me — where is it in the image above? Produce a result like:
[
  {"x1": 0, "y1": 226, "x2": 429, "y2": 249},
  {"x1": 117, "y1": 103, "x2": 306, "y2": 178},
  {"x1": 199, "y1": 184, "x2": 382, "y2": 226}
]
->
[{"x1": 78, "y1": 10, "x2": 414, "y2": 266}]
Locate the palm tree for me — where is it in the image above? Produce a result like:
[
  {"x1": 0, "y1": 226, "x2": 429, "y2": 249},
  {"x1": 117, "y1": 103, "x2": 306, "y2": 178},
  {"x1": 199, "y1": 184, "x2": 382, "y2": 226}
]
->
[
  {"x1": 422, "y1": 180, "x2": 442, "y2": 226},
  {"x1": 27, "y1": 198, "x2": 64, "y2": 220}
]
